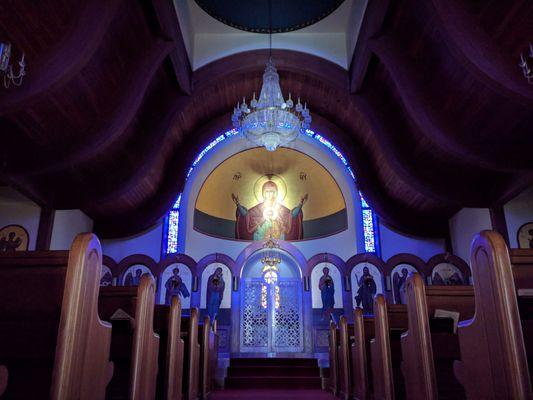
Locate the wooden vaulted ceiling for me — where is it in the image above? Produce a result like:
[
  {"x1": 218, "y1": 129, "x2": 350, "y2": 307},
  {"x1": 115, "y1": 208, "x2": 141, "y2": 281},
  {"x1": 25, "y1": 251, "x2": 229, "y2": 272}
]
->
[{"x1": 0, "y1": 0, "x2": 532, "y2": 239}]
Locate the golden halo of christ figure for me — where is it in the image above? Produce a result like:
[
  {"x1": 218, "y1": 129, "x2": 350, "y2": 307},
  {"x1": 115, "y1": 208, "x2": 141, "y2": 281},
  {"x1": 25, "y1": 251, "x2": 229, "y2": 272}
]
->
[{"x1": 232, "y1": 180, "x2": 308, "y2": 241}]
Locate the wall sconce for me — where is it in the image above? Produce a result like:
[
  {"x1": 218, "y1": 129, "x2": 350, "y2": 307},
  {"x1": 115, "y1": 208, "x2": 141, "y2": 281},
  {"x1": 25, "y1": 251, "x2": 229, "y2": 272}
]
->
[
  {"x1": 0, "y1": 42, "x2": 26, "y2": 88},
  {"x1": 192, "y1": 276, "x2": 199, "y2": 292},
  {"x1": 232, "y1": 276, "x2": 239, "y2": 291}
]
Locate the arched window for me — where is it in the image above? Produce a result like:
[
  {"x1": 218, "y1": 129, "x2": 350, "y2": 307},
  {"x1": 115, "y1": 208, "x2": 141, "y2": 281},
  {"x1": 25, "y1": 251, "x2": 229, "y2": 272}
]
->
[{"x1": 162, "y1": 129, "x2": 380, "y2": 256}]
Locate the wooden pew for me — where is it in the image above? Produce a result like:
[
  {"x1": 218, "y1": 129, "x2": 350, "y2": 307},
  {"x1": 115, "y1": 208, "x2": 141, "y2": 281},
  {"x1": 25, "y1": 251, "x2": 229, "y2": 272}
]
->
[
  {"x1": 400, "y1": 278, "x2": 437, "y2": 400},
  {"x1": 401, "y1": 277, "x2": 474, "y2": 400},
  {"x1": 371, "y1": 295, "x2": 395, "y2": 400},
  {"x1": 328, "y1": 320, "x2": 339, "y2": 395},
  {"x1": 153, "y1": 298, "x2": 184, "y2": 400},
  {"x1": 338, "y1": 316, "x2": 351, "y2": 400},
  {"x1": 0, "y1": 233, "x2": 113, "y2": 399},
  {"x1": 511, "y1": 248, "x2": 533, "y2": 389},
  {"x1": 199, "y1": 316, "x2": 218, "y2": 399},
  {"x1": 98, "y1": 275, "x2": 160, "y2": 399},
  {"x1": 454, "y1": 230, "x2": 532, "y2": 399},
  {"x1": 351, "y1": 308, "x2": 368, "y2": 400},
  {"x1": 181, "y1": 309, "x2": 200, "y2": 400},
  {"x1": 367, "y1": 296, "x2": 409, "y2": 400}
]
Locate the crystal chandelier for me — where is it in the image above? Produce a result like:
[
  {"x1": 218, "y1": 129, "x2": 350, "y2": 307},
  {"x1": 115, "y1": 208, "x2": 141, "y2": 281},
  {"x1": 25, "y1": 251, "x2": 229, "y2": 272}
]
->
[
  {"x1": 232, "y1": 58, "x2": 311, "y2": 151},
  {"x1": 261, "y1": 239, "x2": 282, "y2": 284},
  {"x1": 0, "y1": 42, "x2": 26, "y2": 88}
]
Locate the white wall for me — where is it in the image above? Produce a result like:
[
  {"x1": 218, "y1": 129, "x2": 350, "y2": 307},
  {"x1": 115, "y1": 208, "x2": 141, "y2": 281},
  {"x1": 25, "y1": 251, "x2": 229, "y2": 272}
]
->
[
  {"x1": 504, "y1": 186, "x2": 533, "y2": 248},
  {"x1": 0, "y1": 187, "x2": 41, "y2": 250},
  {"x1": 379, "y1": 222, "x2": 446, "y2": 262},
  {"x1": 101, "y1": 222, "x2": 163, "y2": 263},
  {"x1": 50, "y1": 209, "x2": 93, "y2": 250},
  {"x1": 448, "y1": 208, "x2": 492, "y2": 263}
]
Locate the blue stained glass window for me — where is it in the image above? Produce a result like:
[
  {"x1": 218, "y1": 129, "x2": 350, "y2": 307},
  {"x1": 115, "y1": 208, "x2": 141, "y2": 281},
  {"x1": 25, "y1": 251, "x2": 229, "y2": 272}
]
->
[{"x1": 163, "y1": 129, "x2": 380, "y2": 255}]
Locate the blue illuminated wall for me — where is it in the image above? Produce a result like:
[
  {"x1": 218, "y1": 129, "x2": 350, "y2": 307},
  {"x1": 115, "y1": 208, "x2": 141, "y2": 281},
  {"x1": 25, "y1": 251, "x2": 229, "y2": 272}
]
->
[{"x1": 162, "y1": 129, "x2": 380, "y2": 257}]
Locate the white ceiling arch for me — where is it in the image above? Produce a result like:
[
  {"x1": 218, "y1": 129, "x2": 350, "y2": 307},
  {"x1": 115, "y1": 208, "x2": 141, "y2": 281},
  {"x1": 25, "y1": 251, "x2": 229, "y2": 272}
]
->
[{"x1": 173, "y1": 0, "x2": 368, "y2": 70}]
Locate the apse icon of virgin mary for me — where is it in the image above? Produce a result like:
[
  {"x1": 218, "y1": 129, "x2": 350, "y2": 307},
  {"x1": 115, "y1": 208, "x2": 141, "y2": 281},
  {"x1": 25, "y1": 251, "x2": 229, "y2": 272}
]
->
[{"x1": 232, "y1": 176, "x2": 308, "y2": 241}]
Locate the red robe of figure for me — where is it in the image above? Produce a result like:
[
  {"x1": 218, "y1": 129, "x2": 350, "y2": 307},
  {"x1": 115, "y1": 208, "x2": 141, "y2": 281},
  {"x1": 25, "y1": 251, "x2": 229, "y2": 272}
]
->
[{"x1": 232, "y1": 181, "x2": 307, "y2": 241}]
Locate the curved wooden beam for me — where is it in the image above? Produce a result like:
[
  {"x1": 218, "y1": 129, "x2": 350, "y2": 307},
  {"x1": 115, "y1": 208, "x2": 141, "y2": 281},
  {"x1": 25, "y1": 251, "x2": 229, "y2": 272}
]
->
[
  {"x1": 428, "y1": 0, "x2": 533, "y2": 108},
  {"x1": 92, "y1": 112, "x2": 453, "y2": 239},
  {"x1": 82, "y1": 92, "x2": 189, "y2": 206},
  {"x1": 0, "y1": 0, "x2": 123, "y2": 116},
  {"x1": 352, "y1": 92, "x2": 505, "y2": 206},
  {"x1": 368, "y1": 35, "x2": 528, "y2": 173},
  {"x1": 16, "y1": 39, "x2": 174, "y2": 176}
]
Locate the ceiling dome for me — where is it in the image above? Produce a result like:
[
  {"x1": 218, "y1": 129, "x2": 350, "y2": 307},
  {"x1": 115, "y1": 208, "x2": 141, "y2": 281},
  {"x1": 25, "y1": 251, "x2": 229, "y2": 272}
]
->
[{"x1": 194, "y1": 0, "x2": 344, "y2": 33}]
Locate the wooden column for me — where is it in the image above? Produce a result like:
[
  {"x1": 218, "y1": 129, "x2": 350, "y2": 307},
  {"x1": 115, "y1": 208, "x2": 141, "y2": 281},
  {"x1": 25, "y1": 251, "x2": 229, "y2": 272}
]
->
[
  {"x1": 36, "y1": 206, "x2": 55, "y2": 250},
  {"x1": 489, "y1": 205, "x2": 510, "y2": 247}
]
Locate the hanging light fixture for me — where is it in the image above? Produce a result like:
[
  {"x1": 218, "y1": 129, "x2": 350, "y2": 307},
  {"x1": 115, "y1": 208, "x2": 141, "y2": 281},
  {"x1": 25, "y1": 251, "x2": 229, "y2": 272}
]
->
[
  {"x1": 0, "y1": 42, "x2": 26, "y2": 88},
  {"x1": 231, "y1": 0, "x2": 311, "y2": 151}
]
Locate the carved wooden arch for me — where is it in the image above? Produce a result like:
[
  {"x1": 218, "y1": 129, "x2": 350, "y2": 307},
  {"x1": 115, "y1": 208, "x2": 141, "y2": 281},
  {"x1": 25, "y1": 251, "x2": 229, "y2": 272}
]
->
[
  {"x1": 384, "y1": 253, "x2": 427, "y2": 279},
  {"x1": 426, "y1": 253, "x2": 471, "y2": 284},
  {"x1": 157, "y1": 253, "x2": 198, "y2": 277},
  {"x1": 306, "y1": 253, "x2": 347, "y2": 277},
  {"x1": 116, "y1": 254, "x2": 158, "y2": 283}
]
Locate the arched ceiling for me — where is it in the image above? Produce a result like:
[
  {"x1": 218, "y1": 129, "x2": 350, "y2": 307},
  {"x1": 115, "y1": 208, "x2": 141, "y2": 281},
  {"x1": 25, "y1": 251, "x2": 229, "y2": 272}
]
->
[
  {"x1": 193, "y1": 0, "x2": 345, "y2": 33},
  {"x1": 0, "y1": 0, "x2": 532, "y2": 240}
]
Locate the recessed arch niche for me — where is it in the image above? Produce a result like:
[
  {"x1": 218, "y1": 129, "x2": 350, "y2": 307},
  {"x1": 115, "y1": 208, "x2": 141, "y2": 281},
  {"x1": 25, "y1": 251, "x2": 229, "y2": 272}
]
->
[{"x1": 194, "y1": 147, "x2": 347, "y2": 241}]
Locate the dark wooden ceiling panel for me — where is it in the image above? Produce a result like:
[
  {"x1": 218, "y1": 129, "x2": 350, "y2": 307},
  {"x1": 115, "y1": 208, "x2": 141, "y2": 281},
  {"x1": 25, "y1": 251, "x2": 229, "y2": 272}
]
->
[{"x1": 0, "y1": 0, "x2": 531, "y2": 239}]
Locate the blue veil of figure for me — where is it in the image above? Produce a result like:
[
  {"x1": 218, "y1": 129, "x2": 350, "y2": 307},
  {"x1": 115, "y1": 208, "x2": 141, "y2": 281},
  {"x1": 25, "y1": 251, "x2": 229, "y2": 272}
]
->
[
  {"x1": 319, "y1": 267, "x2": 335, "y2": 322},
  {"x1": 206, "y1": 267, "x2": 225, "y2": 323},
  {"x1": 164, "y1": 267, "x2": 190, "y2": 305}
]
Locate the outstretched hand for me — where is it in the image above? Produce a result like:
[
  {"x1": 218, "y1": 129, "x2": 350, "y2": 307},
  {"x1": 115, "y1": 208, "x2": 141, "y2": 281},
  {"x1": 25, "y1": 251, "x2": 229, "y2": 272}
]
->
[{"x1": 300, "y1": 193, "x2": 309, "y2": 205}]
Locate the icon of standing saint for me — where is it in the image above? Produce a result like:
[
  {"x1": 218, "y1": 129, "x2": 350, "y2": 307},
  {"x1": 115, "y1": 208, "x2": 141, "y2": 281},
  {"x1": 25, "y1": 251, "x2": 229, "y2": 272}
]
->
[{"x1": 232, "y1": 178, "x2": 308, "y2": 241}]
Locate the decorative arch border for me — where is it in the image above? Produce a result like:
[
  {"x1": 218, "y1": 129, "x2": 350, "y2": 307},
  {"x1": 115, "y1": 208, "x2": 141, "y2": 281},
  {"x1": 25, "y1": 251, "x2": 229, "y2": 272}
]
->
[
  {"x1": 116, "y1": 254, "x2": 158, "y2": 283},
  {"x1": 196, "y1": 253, "x2": 237, "y2": 277},
  {"x1": 384, "y1": 253, "x2": 427, "y2": 279},
  {"x1": 162, "y1": 128, "x2": 380, "y2": 256},
  {"x1": 234, "y1": 240, "x2": 308, "y2": 278},
  {"x1": 306, "y1": 253, "x2": 347, "y2": 277},
  {"x1": 158, "y1": 253, "x2": 198, "y2": 277},
  {"x1": 426, "y1": 253, "x2": 471, "y2": 284}
]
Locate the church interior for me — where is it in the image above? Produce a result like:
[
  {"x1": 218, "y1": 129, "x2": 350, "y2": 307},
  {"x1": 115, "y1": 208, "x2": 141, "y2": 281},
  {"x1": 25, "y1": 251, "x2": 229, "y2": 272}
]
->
[{"x1": 0, "y1": 0, "x2": 532, "y2": 399}]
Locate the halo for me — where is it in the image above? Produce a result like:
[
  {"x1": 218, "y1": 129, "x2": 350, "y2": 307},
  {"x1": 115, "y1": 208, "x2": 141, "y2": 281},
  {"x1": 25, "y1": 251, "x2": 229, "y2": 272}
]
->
[{"x1": 253, "y1": 174, "x2": 287, "y2": 203}]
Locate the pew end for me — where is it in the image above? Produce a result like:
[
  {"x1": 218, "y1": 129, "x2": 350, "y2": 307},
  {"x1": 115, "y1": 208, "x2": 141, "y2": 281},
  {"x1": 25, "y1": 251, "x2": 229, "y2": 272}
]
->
[
  {"x1": 370, "y1": 294, "x2": 394, "y2": 400},
  {"x1": 129, "y1": 274, "x2": 160, "y2": 400},
  {"x1": 165, "y1": 296, "x2": 185, "y2": 400},
  {"x1": 455, "y1": 230, "x2": 532, "y2": 399},
  {"x1": 328, "y1": 320, "x2": 339, "y2": 395},
  {"x1": 351, "y1": 308, "x2": 368, "y2": 400},
  {"x1": 338, "y1": 316, "x2": 351, "y2": 400},
  {"x1": 400, "y1": 272, "x2": 437, "y2": 400},
  {"x1": 51, "y1": 233, "x2": 113, "y2": 400}
]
